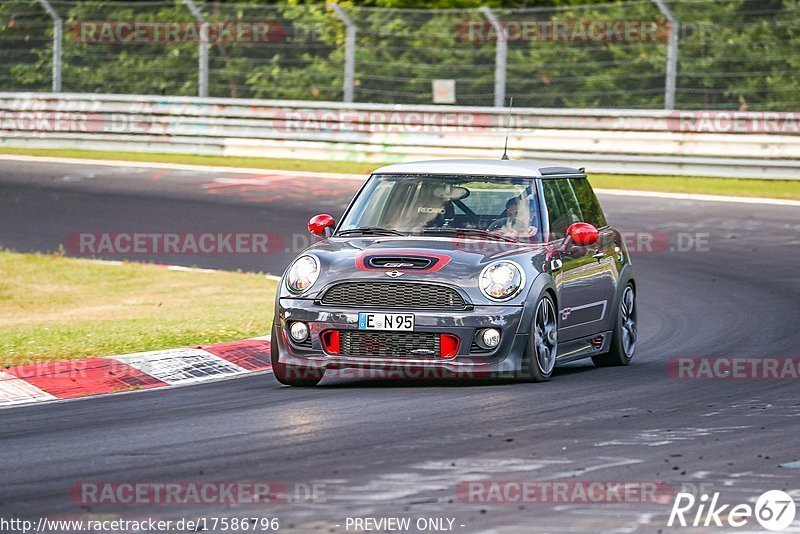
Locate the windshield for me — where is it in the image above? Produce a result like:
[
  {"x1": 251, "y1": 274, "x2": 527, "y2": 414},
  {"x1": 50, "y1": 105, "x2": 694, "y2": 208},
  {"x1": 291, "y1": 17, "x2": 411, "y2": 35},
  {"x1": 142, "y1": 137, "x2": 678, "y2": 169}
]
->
[{"x1": 338, "y1": 174, "x2": 542, "y2": 242}]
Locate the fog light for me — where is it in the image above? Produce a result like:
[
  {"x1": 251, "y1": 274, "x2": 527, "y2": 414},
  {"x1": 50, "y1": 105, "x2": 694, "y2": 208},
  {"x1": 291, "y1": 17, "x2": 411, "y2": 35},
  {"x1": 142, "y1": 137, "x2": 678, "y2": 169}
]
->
[
  {"x1": 289, "y1": 321, "x2": 309, "y2": 342},
  {"x1": 480, "y1": 328, "x2": 501, "y2": 348}
]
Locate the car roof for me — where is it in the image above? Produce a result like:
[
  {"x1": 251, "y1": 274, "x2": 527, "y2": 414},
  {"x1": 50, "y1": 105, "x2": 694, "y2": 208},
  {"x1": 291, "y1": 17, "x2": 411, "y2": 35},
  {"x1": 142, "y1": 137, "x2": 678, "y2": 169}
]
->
[{"x1": 372, "y1": 159, "x2": 585, "y2": 178}]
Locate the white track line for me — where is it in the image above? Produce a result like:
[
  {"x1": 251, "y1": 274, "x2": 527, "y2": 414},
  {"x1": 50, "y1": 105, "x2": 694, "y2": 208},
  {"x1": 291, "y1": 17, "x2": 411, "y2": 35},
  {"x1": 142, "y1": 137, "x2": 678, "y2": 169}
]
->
[
  {"x1": 80, "y1": 258, "x2": 282, "y2": 280},
  {"x1": 594, "y1": 188, "x2": 800, "y2": 207},
  {"x1": 0, "y1": 154, "x2": 365, "y2": 180}
]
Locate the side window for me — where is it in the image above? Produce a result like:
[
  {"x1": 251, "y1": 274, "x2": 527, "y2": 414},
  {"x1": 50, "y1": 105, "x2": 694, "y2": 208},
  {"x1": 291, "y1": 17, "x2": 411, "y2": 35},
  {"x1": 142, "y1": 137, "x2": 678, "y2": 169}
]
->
[
  {"x1": 570, "y1": 178, "x2": 607, "y2": 228},
  {"x1": 542, "y1": 178, "x2": 582, "y2": 238}
]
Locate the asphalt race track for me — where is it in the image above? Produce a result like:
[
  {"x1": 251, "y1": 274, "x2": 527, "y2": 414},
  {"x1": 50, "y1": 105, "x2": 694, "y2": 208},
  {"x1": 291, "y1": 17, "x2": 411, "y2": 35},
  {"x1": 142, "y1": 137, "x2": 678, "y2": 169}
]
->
[{"x1": 1, "y1": 159, "x2": 799, "y2": 533}]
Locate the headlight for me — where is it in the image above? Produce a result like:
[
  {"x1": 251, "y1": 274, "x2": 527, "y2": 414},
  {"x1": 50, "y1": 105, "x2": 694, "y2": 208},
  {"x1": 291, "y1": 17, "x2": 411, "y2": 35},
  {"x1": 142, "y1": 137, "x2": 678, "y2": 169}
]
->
[
  {"x1": 479, "y1": 260, "x2": 524, "y2": 301},
  {"x1": 286, "y1": 255, "x2": 320, "y2": 293}
]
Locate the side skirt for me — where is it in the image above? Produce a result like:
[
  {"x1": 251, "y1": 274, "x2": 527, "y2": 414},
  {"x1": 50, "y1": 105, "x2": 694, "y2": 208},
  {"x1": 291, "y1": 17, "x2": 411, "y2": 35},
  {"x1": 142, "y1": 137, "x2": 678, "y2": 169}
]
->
[{"x1": 555, "y1": 331, "x2": 613, "y2": 364}]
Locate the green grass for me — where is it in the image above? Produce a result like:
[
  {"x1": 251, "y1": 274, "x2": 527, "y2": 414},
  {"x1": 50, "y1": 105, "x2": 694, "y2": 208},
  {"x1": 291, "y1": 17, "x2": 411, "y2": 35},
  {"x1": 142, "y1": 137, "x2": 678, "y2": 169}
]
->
[
  {"x1": 1, "y1": 147, "x2": 798, "y2": 200},
  {"x1": 0, "y1": 251, "x2": 277, "y2": 366},
  {"x1": 588, "y1": 173, "x2": 800, "y2": 201}
]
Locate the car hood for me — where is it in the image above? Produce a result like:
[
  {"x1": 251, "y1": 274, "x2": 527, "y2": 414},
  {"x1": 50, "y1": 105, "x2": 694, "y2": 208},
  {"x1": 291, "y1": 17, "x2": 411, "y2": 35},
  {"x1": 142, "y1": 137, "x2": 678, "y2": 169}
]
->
[{"x1": 280, "y1": 236, "x2": 550, "y2": 305}]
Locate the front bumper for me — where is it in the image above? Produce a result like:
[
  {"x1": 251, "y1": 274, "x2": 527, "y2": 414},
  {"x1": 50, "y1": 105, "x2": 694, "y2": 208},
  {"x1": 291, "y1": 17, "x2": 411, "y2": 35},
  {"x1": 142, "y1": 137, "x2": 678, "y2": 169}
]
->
[{"x1": 274, "y1": 298, "x2": 529, "y2": 375}]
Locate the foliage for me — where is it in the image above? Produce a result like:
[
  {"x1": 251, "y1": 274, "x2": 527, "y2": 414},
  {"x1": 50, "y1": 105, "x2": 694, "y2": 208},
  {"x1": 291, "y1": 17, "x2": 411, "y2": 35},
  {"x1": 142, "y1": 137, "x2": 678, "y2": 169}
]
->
[{"x1": 0, "y1": 0, "x2": 798, "y2": 109}]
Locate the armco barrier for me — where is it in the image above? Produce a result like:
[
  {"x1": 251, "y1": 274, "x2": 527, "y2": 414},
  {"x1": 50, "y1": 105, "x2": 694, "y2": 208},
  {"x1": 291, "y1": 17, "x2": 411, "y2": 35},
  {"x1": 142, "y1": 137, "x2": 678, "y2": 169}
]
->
[{"x1": 0, "y1": 93, "x2": 798, "y2": 179}]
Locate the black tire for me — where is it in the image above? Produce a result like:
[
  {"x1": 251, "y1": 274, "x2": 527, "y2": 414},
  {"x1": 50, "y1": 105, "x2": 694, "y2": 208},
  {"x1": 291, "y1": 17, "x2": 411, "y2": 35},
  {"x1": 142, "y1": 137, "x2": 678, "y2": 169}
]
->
[
  {"x1": 593, "y1": 283, "x2": 637, "y2": 367},
  {"x1": 517, "y1": 294, "x2": 558, "y2": 383},
  {"x1": 271, "y1": 325, "x2": 325, "y2": 386}
]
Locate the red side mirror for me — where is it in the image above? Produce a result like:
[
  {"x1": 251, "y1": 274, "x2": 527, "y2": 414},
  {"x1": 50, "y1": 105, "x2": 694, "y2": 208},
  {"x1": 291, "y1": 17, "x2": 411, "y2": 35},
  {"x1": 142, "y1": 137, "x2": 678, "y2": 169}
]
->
[
  {"x1": 308, "y1": 214, "x2": 335, "y2": 237},
  {"x1": 567, "y1": 222, "x2": 599, "y2": 246}
]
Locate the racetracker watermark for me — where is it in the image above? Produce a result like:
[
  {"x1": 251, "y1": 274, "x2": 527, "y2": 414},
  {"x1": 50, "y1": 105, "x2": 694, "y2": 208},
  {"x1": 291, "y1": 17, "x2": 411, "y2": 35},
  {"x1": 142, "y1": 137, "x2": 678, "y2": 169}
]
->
[
  {"x1": 451, "y1": 231, "x2": 709, "y2": 255},
  {"x1": 620, "y1": 231, "x2": 709, "y2": 255},
  {"x1": 294, "y1": 366, "x2": 495, "y2": 381},
  {"x1": 272, "y1": 110, "x2": 494, "y2": 133},
  {"x1": 457, "y1": 480, "x2": 674, "y2": 505},
  {"x1": 0, "y1": 111, "x2": 99, "y2": 132},
  {"x1": 668, "y1": 111, "x2": 800, "y2": 134},
  {"x1": 69, "y1": 21, "x2": 287, "y2": 44},
  {"x1": 69, "y1": 481, "x2": 326, "y2": 505},
  {"x1": 667, "y1": 357, "x2": 800, "y2": 381},
  {"x1": 60, "y1": 229, "x2": 711, "y2": 259},
  {"x1": 66, "y1": 232, "x2": 285, "y2": 255},
  {"x1": 0, "y1": 111, "x2": 174, "y2": 134},
  {"x1": 0, "y1": 110, "x2": 499, "y2": 135},
  {"x1": 456, "y1": 19, "x2": 670, "y2": 43}
]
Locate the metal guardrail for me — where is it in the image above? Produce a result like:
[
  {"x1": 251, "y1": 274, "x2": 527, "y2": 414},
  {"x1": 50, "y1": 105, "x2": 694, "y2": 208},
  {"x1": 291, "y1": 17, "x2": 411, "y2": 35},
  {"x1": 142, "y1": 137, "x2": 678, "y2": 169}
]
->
[{"x1": 1, "y1": 93, "x2": 798, "y2": 179}]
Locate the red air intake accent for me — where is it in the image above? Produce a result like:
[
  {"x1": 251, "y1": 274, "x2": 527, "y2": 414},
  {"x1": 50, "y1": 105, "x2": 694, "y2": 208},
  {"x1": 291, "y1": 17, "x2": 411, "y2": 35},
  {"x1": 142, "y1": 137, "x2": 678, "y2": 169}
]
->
[
  {"x1": 440, "y1": 334, "x2": 460, "y2": 358},
  {"x1": 355, "y1": 251, "x2": 451, "y2": 273},
  {"x1": 321, "y1": 330, "x2": 340, "y2": 354}
]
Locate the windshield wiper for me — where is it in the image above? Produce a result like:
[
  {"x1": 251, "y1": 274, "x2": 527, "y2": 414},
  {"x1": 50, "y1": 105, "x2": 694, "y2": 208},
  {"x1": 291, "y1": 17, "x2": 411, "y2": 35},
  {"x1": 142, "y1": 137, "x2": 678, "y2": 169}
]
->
[
  {"x1": 336, "y1": 226, "x2": 407, "y2": 237},
  {"x1": 420, "y1": 228, "x2": 519, "y2": 243}
]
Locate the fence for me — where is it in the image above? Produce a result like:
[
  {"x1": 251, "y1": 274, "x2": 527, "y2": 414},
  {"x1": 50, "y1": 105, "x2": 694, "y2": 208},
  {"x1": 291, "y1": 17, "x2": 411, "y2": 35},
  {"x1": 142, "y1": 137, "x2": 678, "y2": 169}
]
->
[
  {"x1": 2, "y1": 92, "x2": 798, "y2": 179},
  {"x1": 1, "y1": 1, "x2": 800, "y2": 111}
]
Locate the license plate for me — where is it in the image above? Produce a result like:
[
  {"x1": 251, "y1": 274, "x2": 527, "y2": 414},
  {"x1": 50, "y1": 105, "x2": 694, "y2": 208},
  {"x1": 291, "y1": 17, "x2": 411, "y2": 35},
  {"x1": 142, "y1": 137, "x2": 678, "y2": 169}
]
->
[{"x1": 358, "y1": 312, "x2": 414, "y2": 331}]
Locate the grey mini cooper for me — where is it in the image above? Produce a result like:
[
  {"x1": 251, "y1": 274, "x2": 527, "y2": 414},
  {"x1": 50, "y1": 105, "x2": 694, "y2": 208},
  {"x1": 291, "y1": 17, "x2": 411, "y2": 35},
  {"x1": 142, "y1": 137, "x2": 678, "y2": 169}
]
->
[{"x1": 271, "y1": 159, "x2": 637, "y2": 386}]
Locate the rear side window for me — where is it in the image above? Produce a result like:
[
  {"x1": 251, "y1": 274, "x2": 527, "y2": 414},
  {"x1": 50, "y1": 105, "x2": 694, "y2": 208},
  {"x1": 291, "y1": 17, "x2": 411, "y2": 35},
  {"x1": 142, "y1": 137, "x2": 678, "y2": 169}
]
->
[
  {"x1": 570, "y1": 178, "x2": 607, "y2": 228},
  {"x1": 542, "y1": 178, "x2": 582, "y2": 238}
]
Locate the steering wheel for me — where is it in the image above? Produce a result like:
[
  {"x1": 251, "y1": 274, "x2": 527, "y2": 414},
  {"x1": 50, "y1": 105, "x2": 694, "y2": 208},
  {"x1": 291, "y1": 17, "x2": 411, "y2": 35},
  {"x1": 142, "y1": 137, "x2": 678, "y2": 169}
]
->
[{"x1": 487, "y1": 218, "x2": 508, "y2": 232}]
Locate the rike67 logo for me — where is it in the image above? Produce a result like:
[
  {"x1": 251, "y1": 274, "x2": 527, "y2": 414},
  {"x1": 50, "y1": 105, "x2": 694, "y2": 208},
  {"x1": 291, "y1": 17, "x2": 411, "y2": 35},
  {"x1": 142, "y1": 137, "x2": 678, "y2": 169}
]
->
[{"x1": 668, "y1": 490, "x2": 796, "y2": 531}]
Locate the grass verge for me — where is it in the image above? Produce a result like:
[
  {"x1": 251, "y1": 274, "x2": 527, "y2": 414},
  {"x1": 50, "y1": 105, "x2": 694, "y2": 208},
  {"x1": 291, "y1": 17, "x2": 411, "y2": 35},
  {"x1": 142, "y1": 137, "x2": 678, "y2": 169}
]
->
[
  {"x1": 588, "y1": 173, "x2": 800, "y2": 201},
  {"x1": 0, "y1": 251, "x2": 277, "y2": 367},
  {"x1": 0, "y1": 147, "x2": 380, "y2": 176},
  {"x1": 2, "y1": 147, "x2": 798, "y2": 200}
]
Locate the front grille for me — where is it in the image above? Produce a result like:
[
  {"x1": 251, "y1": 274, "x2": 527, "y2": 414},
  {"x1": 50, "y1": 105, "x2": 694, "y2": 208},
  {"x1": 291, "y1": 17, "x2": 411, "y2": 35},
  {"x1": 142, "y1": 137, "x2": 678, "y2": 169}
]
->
[
  {"x1": 470, "y1": 338, "x2": 493, "y2": 354},
  {"x1": 289, "y1": 335, "x2": 312, "y2": 349},
  {"x1": 321, "y1": 282, "x2": 467, "y2": 310},
  {"x1": 340, "y1": 330, "x2": 440, "y2": 358}
]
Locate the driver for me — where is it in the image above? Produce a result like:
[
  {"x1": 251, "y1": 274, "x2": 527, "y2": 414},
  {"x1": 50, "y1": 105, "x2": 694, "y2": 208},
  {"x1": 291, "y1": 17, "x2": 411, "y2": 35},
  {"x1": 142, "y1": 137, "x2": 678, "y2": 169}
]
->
[{"x1": 488, "y1": 197, "x2": 538, "y2": 238}]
